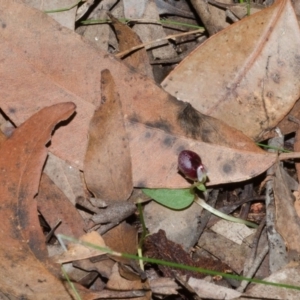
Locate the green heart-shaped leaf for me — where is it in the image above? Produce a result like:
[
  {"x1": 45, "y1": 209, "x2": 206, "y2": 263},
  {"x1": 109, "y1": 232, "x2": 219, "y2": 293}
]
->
[{"x1": 143, "y1": 188, "x2": 194, "y2": 210}]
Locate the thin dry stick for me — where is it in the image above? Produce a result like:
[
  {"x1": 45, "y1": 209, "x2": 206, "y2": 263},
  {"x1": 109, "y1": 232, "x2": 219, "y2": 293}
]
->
[
  {"x1": 237, "y1": 218, "x2": 266, "y2": 292},
  {"x1": 279, "y1": 152, "x2": 300, "y2": 160},
  {"x1": 115, "y1": 29, "x2": 204, "y2": 58},
  {"x1": 287, "y1": 115, "x2": 300, "y2": 190},
  {"x1": 237, "y1": 243, "x2": 269, "y2": 292},
  {"x1": 266, "y1": 132, "x2": 288, "y2": 273}
]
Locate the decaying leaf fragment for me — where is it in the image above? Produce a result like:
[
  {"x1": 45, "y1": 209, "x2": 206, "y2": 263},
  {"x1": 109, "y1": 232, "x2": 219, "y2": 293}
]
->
[{"x1": 0, "y1": 103, "x2": 75, "y2": 299}]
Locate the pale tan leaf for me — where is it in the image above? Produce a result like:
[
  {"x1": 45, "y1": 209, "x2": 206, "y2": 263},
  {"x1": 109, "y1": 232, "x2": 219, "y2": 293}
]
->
[
  {"x1": 128, "y1": 121, "x2": 276, "y2": 188},
  {"x1": 162, "y1": 0, "x2": 300, "y2": 140},
  {"x1": 245, "y1": 263, "x2": 300, "y2": 300}
]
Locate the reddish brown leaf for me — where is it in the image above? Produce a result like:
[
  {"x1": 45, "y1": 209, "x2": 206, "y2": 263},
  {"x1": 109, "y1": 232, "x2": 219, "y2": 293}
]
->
[
  {"x1": 0, "y1": 103, "x2": 75, "y2": 298},
  {"x1": 103, "y1": 221, "x2": 138, "y2": 264},
  {"x1": 84, "y1": 69, "x2": 133, "y2": 200}
]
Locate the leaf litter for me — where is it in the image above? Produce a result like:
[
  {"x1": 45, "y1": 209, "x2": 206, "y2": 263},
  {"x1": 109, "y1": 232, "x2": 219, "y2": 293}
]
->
[{"x1": 1, "y1": 0, "x2": 300, "y2": 299}]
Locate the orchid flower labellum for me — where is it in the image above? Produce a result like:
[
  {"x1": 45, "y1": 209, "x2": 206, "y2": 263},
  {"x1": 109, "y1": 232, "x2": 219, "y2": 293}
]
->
[{"x1": 178, "y1": 150, "x2": 207, "y2": 183}]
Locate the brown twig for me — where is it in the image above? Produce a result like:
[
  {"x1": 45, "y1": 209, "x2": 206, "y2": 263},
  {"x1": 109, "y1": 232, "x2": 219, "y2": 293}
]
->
[{"x1": 115, "y1": 29, "x2": 204, "y2": 59}]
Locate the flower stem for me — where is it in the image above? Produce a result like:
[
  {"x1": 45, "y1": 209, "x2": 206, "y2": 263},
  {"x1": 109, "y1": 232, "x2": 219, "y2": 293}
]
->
[{"x1": 194, "y1": 197, "x2": 258, "y2": 228}]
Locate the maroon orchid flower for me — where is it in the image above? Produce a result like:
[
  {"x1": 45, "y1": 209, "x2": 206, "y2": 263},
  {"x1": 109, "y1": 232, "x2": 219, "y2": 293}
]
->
[{"x1": 178, "y1": 150, "x2": 207, "y2": 182}]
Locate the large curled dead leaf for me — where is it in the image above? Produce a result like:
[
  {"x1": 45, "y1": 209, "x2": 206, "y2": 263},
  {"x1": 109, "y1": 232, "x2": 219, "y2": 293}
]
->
[
  {"x1": 0, "y1": 0, "x2": 276, "y2": 190},
  {"x1": 128, "y1": 121, "x2": 276, "y2": 188},
  {"x1": 162, "y1": 0, "x2": 300, "y2": 140},
  {"x1": 0, "y1": 103, "x2": 75, "y2": 299}
]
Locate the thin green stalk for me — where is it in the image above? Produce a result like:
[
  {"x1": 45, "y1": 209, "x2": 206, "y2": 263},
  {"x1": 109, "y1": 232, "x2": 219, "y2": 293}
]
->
[
  {"x1": 194, "y1": 197, "x2": 258, "y2": 228},
  {"x1": 137, "y1": 201, "x2": 147, "y2": 248},
  {"x1": 58, "y1": 234, "x2": 300, "y2": 291},
  {"x1": 61, "y1": 265, "x2": 82, "y2": 300},
  {"x1": 44, "y1": 2, "x2": 204, "y2": 30},
  {"x1": 159, "y1": 19, "x2": 204, "y2": 29},
  {"x1": 256, "y1": 142, "x2": 292, "y2": 153},
  {"x1": 192, "y1": 182, "x2": 258, "y2": 228},
  {"x1": 137, "y1": 201, "x2": 148, "y2": 270},
  {"x1": 44, "y1": 0, "x2": 81, "y2": 13},
  {"x1": 80, "y1": 18, "x2": 204, "y2": 30}
]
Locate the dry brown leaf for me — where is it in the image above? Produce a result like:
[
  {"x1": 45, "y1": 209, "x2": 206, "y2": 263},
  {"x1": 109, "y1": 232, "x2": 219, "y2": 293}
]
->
[
  {"x1": 176, "y1": 104, "x2": 264, "y2": 152},
  {"x1": 245, "y1": 263, "x2": 300, "y2": 300},
  {"x1": 149, "y1": 277, "x2": 179, "y2": 295},
  {"x1": 103, "y1": 221, "x2": 138, "y2": 263},
  {"x1": 274, "y1": 163, "x2": 300, "y2": 254},
  {"x1": 84, "y1": 69, "x2": 133, "y2": 200},
  {"x1": 75, "y1": 286, "x2": 146, "y2": 300},
  {"x1": 0, "y1": 0, "x2": 276, "y2": 190},
  {"x1": 43, "y1": 153, "x2": 88, "y2": 216},
  {"x1": 55, "y1": 231, "x2": 107, "y2": 264},
  {"x1": 36, "y1": 173, "x2": 86, "y2": 239},
  {"x1": 109, "y1": 13, "x2": 154, "y2": 78},
  {"x1": 74, "y1": 284, "x2": 146, "y2": 300},
  {"x1": 273, "y1": 100, "x2": 300, "y2": 139},
  {"x1": 294, "y1": 191, "x2": 300, "y2": 217},
  {"x1": 107, "y1": 263, "x2": 151, "y2": 298},
  {"x1": 190, "y1": 0, "x2": 230, "y2": 35},
  {"x1": 0, "y1": 103, "x2": 75, "y2": 299},
  {"x1": 229, "y1": 2, "x2": 263, "y2": 19},
  {"x1": 188, "y1": 277, "x2": 242, "y2": 299},
  {"x1": 128, "y1": 121, "x2": 276, "y2": 188},
  {"x1": 162, "y1": 0, "x2": 300, "y2": 140},
  {"x1": 291, "y1": 116, "x2": 300, "y2": 189},
  {"x1": 197, "y1": 230, "x2": 248, "y2": 273},
  {"x1": 73, "y1": 257, "x2": 115, "y2": 279}
]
